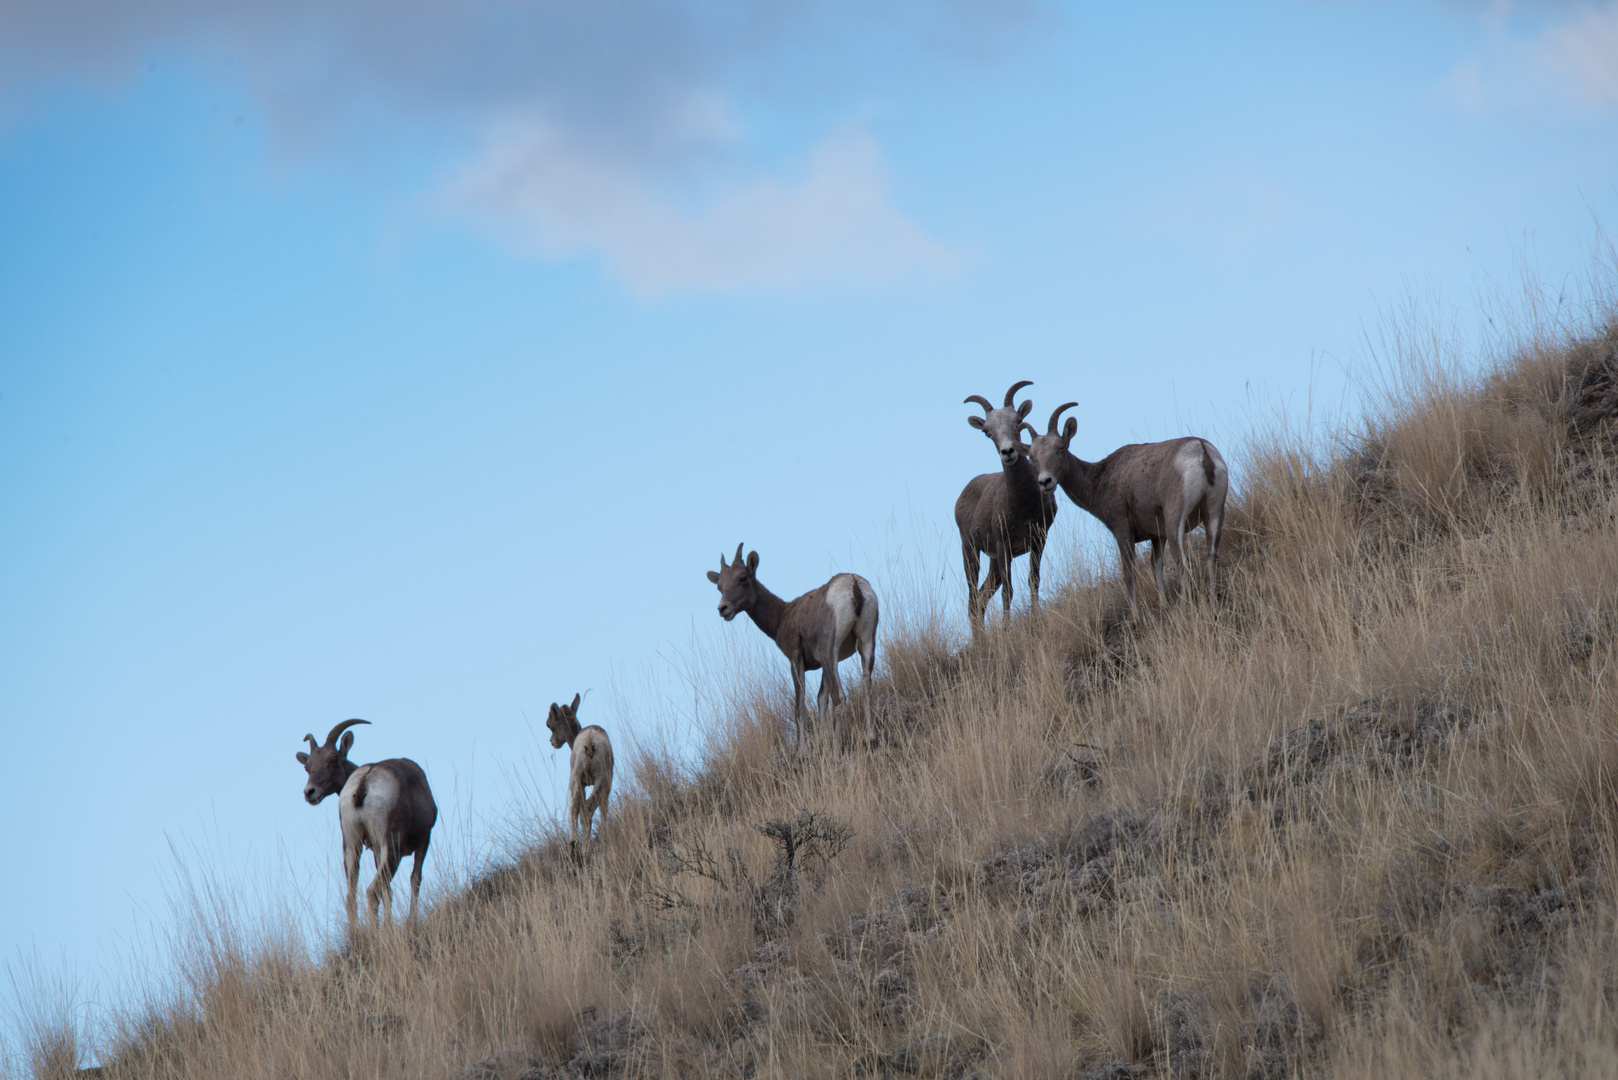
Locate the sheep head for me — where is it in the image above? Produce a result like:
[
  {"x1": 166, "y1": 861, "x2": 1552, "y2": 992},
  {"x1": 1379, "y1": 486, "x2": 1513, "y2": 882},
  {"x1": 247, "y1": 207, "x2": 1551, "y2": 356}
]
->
[
  {"x1": 546, "y1": 693, "x2": 583, "y2": 750},
  {"x1": 1029, "y1": 402, "x2": 1079, "y2": 493},
  {"x1": 965, "y1": 380, "x2": 1035, "y2": 466},
  {"x1": 295, "y1": 719, "x2": 370, "y2": 805},
  {"x1": 706, "y1": 542, "x2": 760, "y2": 622}
]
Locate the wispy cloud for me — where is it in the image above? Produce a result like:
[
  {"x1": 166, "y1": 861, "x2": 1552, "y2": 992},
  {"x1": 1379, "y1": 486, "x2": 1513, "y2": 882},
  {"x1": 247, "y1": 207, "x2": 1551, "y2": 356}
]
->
[
  {"x1": 446, "y1": 118, "x2": 958, "y2": 295},
  {"x1": 1441, "y1": 1, "x2": 1618, "y2": 114},
  {"x1": 1534, "y1": 3, "x2": 1618, "y2": 108},
  {"x1": 0, "y1": 0, "x2": 1017, "y2": 293}
]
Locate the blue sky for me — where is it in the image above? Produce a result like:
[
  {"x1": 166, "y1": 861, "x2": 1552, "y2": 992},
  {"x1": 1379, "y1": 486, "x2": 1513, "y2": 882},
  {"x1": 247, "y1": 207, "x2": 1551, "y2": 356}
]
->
[{"x1": 3, "y1": 0, "x2": 1617, "y2": 1041}]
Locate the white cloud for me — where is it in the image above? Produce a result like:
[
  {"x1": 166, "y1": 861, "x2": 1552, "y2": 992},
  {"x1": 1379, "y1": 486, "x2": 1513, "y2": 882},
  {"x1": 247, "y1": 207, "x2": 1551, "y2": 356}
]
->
[
  {"x1": 1534, "y1": 4, "x2": 1618, "y2": 108},
  {"x1": 445, "y1": 116, "x2": 958, "y2": 296},
  {"x1": 0, "y1": 0, "x2": 997, "y2": 295},
  {"x1": 1442, "y1": 1, "x2": 1618, "y2": 114}
]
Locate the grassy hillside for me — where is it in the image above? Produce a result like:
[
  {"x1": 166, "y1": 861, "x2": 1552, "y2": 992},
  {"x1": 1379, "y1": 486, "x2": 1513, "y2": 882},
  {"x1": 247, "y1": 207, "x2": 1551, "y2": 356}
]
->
[{"x1": 17, "y1": 283, "x2": 1618, "y2": 1079}]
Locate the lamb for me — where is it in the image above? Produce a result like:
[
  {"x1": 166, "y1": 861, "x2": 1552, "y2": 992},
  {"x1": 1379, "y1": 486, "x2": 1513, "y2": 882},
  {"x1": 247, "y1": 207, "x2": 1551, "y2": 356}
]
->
[
  {"x1": 955, "y1": 380, "x2": 1059, "y2": 635},
  {"x1": 1028, "y1": 401, "x2": 1229, "y2": 618},
  {"x1": 707, "y1": 543, "x2": 879, "y2": 751},
  {"x1": 295, "y1": 719, "x2": 437, "y2": 930},
  {"x1": 545, "y1": 693, "x2": 614, "y2": 854}
]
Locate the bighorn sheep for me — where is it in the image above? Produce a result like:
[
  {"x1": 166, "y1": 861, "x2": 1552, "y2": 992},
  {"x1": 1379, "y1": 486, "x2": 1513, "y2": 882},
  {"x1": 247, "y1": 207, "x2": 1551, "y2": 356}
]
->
[
  {"x1": 545, "y1": 693, "x2": 614, "y2": 853},
  {"x1": 1028, "y1": 402, "x2": 1229, "y2": 618},
  {"x1": 706, "y1": 543, "x2": 879, "y2": 751},
  {"x1": 956, "y1": 380, "x2": 1059, "y2": 635},
  {"x1": 295, "y1": 719, "x2": 438, "y2": 930}
]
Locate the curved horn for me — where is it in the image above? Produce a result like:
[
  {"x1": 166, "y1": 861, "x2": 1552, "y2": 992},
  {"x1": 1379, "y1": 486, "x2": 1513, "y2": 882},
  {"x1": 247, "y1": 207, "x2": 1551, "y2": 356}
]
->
[
  {"x1": 1047, "y1": 402, "x2": 1079, "y2": 435},
  {"x1": 302, "y1": 733, "x2": 319, "y2": 753},
  {"x1": 733, "y1": 542, "x2": 745, "y2": 566},
  {"x1": 1019, "y1": 422, "x2": 1038, "y2": 439},
  {"x1": 963, "y1": 394, "x2": 993, "y2": 415},
  {"x1": 1003, "y1": 380, "x2": 1034, "y2": 408},
  {"x1": 323, "y1": 718, "x2": 371, "y2": 747}
]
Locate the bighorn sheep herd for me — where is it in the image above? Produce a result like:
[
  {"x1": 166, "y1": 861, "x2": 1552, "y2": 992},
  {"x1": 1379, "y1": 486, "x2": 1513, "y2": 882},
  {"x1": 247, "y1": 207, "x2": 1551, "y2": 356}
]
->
[{"x1": 287, "y1": 377, "x2": 1224, "y2": 931}]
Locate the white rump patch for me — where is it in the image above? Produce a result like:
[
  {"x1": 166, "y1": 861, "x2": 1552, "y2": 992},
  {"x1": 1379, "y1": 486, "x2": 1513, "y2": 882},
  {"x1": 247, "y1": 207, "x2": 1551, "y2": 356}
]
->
[
  {"x1": 828, "y1": 575, "x2": 858, "y2": 631},
  {"x1": 1178, "y1": 443, "x2": 1210, "y2": 502},
  {"x1": 340, "y1": 764, "x2": 402, "y2": 854}
]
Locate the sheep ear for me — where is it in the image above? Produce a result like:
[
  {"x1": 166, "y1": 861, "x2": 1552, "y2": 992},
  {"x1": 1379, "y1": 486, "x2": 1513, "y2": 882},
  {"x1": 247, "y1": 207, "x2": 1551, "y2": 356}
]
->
[
  {"x1": 296, "y1": 751, "x2": 309, "y2": 766},
  {"x1": 1016, "y1": 399, "x2": 1032, "y2": 420},
  {"x1": 967, "y1": 415, "x2": 985, "y2": 431},
  {"x1": 570, "y1": 692, "x2": 581, "y2": 713},
  {"x1": 706, "y1": 570, "x2": 720, "y2": 583},
  {"x1": 338, "y1": 731, "x2": 354, "y2": 756},
  {"x1": 746, "y1": 551, "x2": 759, "y2": 573},
  {"x1": 546, "y1": 704, "x2": 559, "y2": 728},
  {"x1": 1062, "y1": 417, "x2": 1077, "y2": 442}
]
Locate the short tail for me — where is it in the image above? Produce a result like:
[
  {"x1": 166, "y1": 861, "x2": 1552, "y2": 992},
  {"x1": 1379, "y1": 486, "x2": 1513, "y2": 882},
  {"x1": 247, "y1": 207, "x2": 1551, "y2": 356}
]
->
[
  {"x1": 1200, "y1": 440, "x2": 1216, "y2": 486},
  {"x1": 852, "y1": 579, "x2": 865, "y2": 617},
  {"x1": 583, "y1": 743, "x2": 596, "y2": 761}
]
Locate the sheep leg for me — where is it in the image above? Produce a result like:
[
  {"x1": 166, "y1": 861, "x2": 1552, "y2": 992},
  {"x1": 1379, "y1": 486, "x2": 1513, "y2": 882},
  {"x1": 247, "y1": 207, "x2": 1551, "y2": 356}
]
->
[
  {"x1": 1204, "y1": 508, "x2": 1223, "y2": 600},
  {"x1": 790, "y1": 655, "x2": 808, "y2": 754},
  {"x1": 369, "y1": 845, "x2": 399, "y2": 925},
  {"x1": 859, "y1": 624, "x2": 877, "y2": 747},
  {"x1": 1149, "y1": 537, "x2": 1166, "y2": 601},
  {"x1": 343, "y1": 840, "x2": 362, "y2": 932},
  {"x1": 995, "y1": 544, "x2": 1014, "y2": 622},
  {"x1": 581, "y1": 789, "x2": 595, "y2": 851},
  {"x1": 976, "y1": 560, "x2": 1002, "y2": 624},
  {"x1": 569, "y1": 777, "x2": 587, "y2": 851},
  {"x1": 1114, "y1": 529, "x2": 1140, "y2": 619},
  {"x1": 1168, "y1": 517, "x2": 1189, "y2": 603},
  {"x1": 962, "y1": 542, "x2": 986, "y2": 634},
  {"x1": 815, "y1": 675, "x2": 832, "y2": 747},
  {"x1": 407, "y1": 839, "x2": 428, "y2": 925},
  {"x1": 818, "y1": 638, "x2": 845, "y2": 750},
  {"x1": 586, "y1": 775, "x2": 612, "y2": 841},
  {"x1": 1028, "y1": 538, "x2": 1044, "y2": 615}
]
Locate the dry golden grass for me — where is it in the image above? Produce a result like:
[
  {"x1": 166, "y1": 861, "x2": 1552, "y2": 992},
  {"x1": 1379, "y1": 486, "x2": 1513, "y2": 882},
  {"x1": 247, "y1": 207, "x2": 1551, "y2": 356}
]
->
[{"x1": 15, "y1": 288, "x2": 1618, "y2": 1080}]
